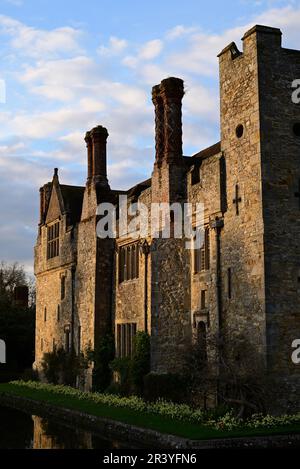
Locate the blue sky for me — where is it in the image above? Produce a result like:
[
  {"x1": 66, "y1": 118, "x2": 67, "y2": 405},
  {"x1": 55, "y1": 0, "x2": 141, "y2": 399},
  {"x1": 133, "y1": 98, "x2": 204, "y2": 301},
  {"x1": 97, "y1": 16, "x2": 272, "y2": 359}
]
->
[{"x1": 0, "y1": 0, "x2": 300, "y2": 273}]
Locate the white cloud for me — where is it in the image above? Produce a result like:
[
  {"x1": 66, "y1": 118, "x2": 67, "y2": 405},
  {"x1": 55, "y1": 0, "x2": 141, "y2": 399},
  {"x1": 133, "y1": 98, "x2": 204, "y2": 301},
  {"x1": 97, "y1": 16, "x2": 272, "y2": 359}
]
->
[
  {"x1": 166, "y1": 25, "x2": 198, "y2": 40},
  {"x1": 0, "y1": 14, "x2": 82, "y2": 58},
  {"x1": 254, "y1": 6, "x2": 300, "y2": 46},
  {"x1": 9, "y1": 107, "x2": 99, "y2": 139},
  {"x1": 98, "y1": 36, "x2": 128, "y2": 56},
  {"x1": 0, "y1": 141, "x2": 25, "y2": 155},
  {"x1": 18, "y1": 56, "x2": 100, "y2": 102},
  {"x1": 184, "y1": 84, "x2": 219, "y2": 121},
  {"x1": 137, "y1": 63, "x2": 170, "y2": 85},
  {"x1": 123, "y1": 39, "x2": 163, "y2": 69},
  {"x1": 139, "y1": 39, "x2": 163, "y2": 60}
]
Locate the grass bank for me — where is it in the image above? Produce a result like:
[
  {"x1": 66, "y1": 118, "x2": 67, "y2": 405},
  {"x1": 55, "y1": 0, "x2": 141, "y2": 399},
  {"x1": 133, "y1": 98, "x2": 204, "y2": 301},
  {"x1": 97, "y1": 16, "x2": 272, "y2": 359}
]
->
[{"x1": 0, "y1": 381, "x2": 300, "y2": 441}]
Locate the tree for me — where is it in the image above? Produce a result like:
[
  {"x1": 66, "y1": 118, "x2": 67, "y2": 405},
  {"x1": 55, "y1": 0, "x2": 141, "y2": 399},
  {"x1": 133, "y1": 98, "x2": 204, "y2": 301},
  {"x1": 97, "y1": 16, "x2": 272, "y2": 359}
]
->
[
  {"x1": 186, "y1": 328, "x2": 276, "y2": 418},
  {"x1": 0, "y1": 262, "x2": 35, "y2": 380}
]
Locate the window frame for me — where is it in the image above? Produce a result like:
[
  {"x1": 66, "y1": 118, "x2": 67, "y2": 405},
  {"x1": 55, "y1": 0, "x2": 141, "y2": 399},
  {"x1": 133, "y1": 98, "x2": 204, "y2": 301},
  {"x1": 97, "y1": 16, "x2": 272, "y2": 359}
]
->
[
  {"x1": 118, "y1": 242, "x2": 139, "y2": 283},
  {"x1": 116, "y1": 322, "x2": 137, "y2": 358},
  {"x1": 193, "y1": 226, "x2": 210, "y2": 274},
  {"x1": 47, "y1": 221, "x2": 60, "y2": 259}
]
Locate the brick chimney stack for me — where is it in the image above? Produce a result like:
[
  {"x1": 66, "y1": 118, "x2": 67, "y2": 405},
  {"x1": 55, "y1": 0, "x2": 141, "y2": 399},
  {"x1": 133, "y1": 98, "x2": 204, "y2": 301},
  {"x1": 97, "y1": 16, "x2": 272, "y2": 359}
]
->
[
  {"x1": 84, "y1": 130, "x2": 93, "y2": 183},
  {"x1": 39, "y1": 182, "x2": 52, "y2": 225},
  {"x1": 152, "y1": 84, "x2": 164, "y2": 166},
  {"x1": 152, "y1": 77, "x2": 184, "y2": 166},
  {"x1": 90, "y1": 125, "x2": 109, "y2": 185}
]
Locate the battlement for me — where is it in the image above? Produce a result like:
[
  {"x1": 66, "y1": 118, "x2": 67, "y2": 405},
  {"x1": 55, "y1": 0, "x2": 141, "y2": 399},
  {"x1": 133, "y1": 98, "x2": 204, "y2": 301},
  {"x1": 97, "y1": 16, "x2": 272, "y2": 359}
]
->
[
  {"x1": 242, "y1": 24, "x2": 282, "y2": 41},
  {"x1": 218, "y1": 24, "x2": 282, "y2": 60}
]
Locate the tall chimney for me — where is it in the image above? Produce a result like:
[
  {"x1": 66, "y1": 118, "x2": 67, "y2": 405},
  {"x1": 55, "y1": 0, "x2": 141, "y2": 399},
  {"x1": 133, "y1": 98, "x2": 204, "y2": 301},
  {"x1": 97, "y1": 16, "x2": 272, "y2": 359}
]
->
[
  {"x1": 85, "y1": 131, "x2": 93, "y2": 183},
  {"x1": 39, "y1": 182, "x2": 52, "y2": 225},
  {"x1": 90, "y1": 125, "x2": 109, "y2": 185},
  {"x1": 160, "y1": 77, "x2": 184, "y2": 163},
  {"x1": 152, "y1": 84, "x2": 164, "y2": 166},
  {"x1": 39, "y1": 187, "x2": 45, "y2": 225}
]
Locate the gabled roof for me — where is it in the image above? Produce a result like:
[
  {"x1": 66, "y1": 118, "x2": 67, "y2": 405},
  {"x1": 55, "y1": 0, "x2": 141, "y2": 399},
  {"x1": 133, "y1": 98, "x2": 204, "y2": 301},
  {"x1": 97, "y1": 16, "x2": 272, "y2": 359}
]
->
[
  {"x1": 127, "y1": 178, "x2": 152, "y2": 199},
  {"x1": 192, "y1": 141, "x2": 221, "y2": 160},
  {"x1": 60, "y1": 184, "x2": 85, "y2": 225}
]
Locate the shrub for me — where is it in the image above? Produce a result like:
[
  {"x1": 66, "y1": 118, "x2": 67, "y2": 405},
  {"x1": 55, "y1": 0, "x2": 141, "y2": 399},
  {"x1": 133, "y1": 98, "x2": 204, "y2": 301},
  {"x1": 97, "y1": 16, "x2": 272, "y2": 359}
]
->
[
  {"x1": 109, "y1": 357, "x2": 132, "y2": 395},
  {"x1": 20, "y1": 368, "x2": 39, "y2": 382},
  {"x1": 41, "y1": 348, "x2": 88, "y2": 387},
  {"x1": 91, "y1": 335, "x2": 115, "y2": 392},
  {"x1": 8, "y1": 381, "x2": 300, "y2": 431},
  {"x1": 105, "y1": 382, "x2": 122, "y2": 395},
  {"x1": 144, "y1": 372, "x2": 188, "y2": 403},
  {"x1": 131, "y1": 332, "x2": 150, "y2": 394}
]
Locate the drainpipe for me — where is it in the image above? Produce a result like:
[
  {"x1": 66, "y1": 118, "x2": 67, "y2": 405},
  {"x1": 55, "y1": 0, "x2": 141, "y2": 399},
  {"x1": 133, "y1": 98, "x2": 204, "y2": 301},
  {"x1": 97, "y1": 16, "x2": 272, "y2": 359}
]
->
[
  {"x1": 210, "y1": 217, "x2": 224, "y2": 338},
  {"x1": 210, "y1": 217, "x2": 224, "y2": 405},
  {"x1": 140, "y1": 240, "x2": 150, "y2": 333},
  {"x1": 71, "y1": 265, "x2": 76, "y2": 352}
]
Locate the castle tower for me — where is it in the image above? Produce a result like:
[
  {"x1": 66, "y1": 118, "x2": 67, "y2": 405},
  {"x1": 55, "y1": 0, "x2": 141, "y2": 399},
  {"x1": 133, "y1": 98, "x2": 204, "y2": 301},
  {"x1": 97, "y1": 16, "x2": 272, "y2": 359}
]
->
[{"x1": 218, "y1": 25, "x2": 300, "y2": 409}]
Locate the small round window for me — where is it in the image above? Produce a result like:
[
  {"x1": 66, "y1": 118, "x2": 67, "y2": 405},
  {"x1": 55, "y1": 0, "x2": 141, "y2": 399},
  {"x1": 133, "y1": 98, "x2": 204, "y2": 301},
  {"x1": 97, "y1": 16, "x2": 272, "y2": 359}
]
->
[
  {"x1": 293, "y1": 122, "x2": 300, "y2": 137},
  {"x1": 236, "y1": 124, "x2": 244, "y2": 138}
]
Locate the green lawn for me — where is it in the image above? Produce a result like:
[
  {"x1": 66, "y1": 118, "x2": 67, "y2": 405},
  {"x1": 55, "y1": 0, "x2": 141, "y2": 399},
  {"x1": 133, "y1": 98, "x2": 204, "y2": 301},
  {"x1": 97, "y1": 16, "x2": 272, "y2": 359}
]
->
[{"x1": 0, "y1": 382, "x2": 300, "y2": 441}]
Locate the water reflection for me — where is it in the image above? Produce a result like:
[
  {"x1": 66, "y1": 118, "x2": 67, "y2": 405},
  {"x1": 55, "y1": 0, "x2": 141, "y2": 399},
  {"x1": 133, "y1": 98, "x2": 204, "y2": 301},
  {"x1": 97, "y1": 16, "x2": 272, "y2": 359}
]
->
[
  {"x1": 0, "y1": 406, "x2": 134, "y2": 449},
  {"x1": 32, "y1": 415, "x2": 126, "y2": 449}
]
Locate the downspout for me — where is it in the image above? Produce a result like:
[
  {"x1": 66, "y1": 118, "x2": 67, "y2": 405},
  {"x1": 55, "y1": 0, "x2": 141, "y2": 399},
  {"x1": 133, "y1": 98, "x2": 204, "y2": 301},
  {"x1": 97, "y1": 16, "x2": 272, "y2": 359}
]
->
[
  {"x1": 216, "y1": 219, "x2": 224, "y2": 337},
  {"x1": 71, "y1": 264, "x2": 76, "y2": 352},
  {"x1": 140, "y1": 240, "x2": 150, "y2": 333},
  {"x1": 210, "y1": 217, "x2": 224, "y2": 404}
]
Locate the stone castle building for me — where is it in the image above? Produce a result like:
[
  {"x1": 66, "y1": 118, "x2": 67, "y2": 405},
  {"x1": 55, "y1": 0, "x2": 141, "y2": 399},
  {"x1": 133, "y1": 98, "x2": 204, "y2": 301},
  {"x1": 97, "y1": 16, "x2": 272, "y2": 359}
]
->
[{"x1": 34, "y1": 25, "x2": 300, "y2": 409}]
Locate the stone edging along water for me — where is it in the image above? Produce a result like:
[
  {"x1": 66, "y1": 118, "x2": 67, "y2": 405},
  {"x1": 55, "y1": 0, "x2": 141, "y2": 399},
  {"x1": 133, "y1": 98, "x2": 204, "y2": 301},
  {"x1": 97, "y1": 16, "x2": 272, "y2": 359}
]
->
[{"x1": 1, "y1": 392, "x2": 300, "y2": 449}]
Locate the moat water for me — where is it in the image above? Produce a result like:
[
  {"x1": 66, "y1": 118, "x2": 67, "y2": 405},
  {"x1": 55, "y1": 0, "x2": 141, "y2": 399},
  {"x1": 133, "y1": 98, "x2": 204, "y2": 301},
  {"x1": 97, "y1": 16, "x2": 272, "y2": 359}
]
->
[{"x1": 0, "y1": 405, "x2": 138, "y2": 449}]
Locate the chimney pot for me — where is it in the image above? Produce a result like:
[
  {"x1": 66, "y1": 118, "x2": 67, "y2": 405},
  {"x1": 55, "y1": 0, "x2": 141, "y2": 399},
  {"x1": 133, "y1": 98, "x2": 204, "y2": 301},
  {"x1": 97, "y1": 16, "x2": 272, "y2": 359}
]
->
[
  {"x1": 153, "y1": 77, "x2": 184, "y2": 163},
  {"x1": 85, "y1": 131, "x2": 93, "y2": 183},
  {"x1": 90, "y1": 125, "x2": 109, "y2": 185}
]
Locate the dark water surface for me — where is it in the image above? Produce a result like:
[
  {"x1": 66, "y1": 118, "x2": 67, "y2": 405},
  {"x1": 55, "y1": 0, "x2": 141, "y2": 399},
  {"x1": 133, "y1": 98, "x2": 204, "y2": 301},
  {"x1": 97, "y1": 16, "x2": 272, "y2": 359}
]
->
[{"x1": 0, "y1": 405, "x2": 136, "y2": 449}]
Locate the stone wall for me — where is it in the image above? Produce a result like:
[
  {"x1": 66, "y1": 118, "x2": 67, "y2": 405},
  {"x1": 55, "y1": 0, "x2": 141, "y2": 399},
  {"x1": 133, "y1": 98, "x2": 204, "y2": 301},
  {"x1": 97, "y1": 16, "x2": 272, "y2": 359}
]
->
[
  {"x1": 114, "y1": 188, "x2": 152, "y2": 339},
  {"x1": 218, "y1": 27, "x2": 266, "y2": 357},
  {"x1": 256, "y1": 28, "x2": 300, "y2": 406},
  {"x1": 75, "y1": 182, "x2": 114, "y2": 389},
  {"x1": 187, "y1": 152, "x2": 222, "y2": 350},
  {"x1": 34, "y1": 182, "x2": 77, "y2": 371}
]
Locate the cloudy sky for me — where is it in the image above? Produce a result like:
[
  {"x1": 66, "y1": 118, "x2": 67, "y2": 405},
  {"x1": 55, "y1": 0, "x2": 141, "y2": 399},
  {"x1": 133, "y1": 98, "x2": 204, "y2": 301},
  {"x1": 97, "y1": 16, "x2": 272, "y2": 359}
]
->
[{"x1": 0, "y1": 0, "x2": 300, "y2": 274}]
